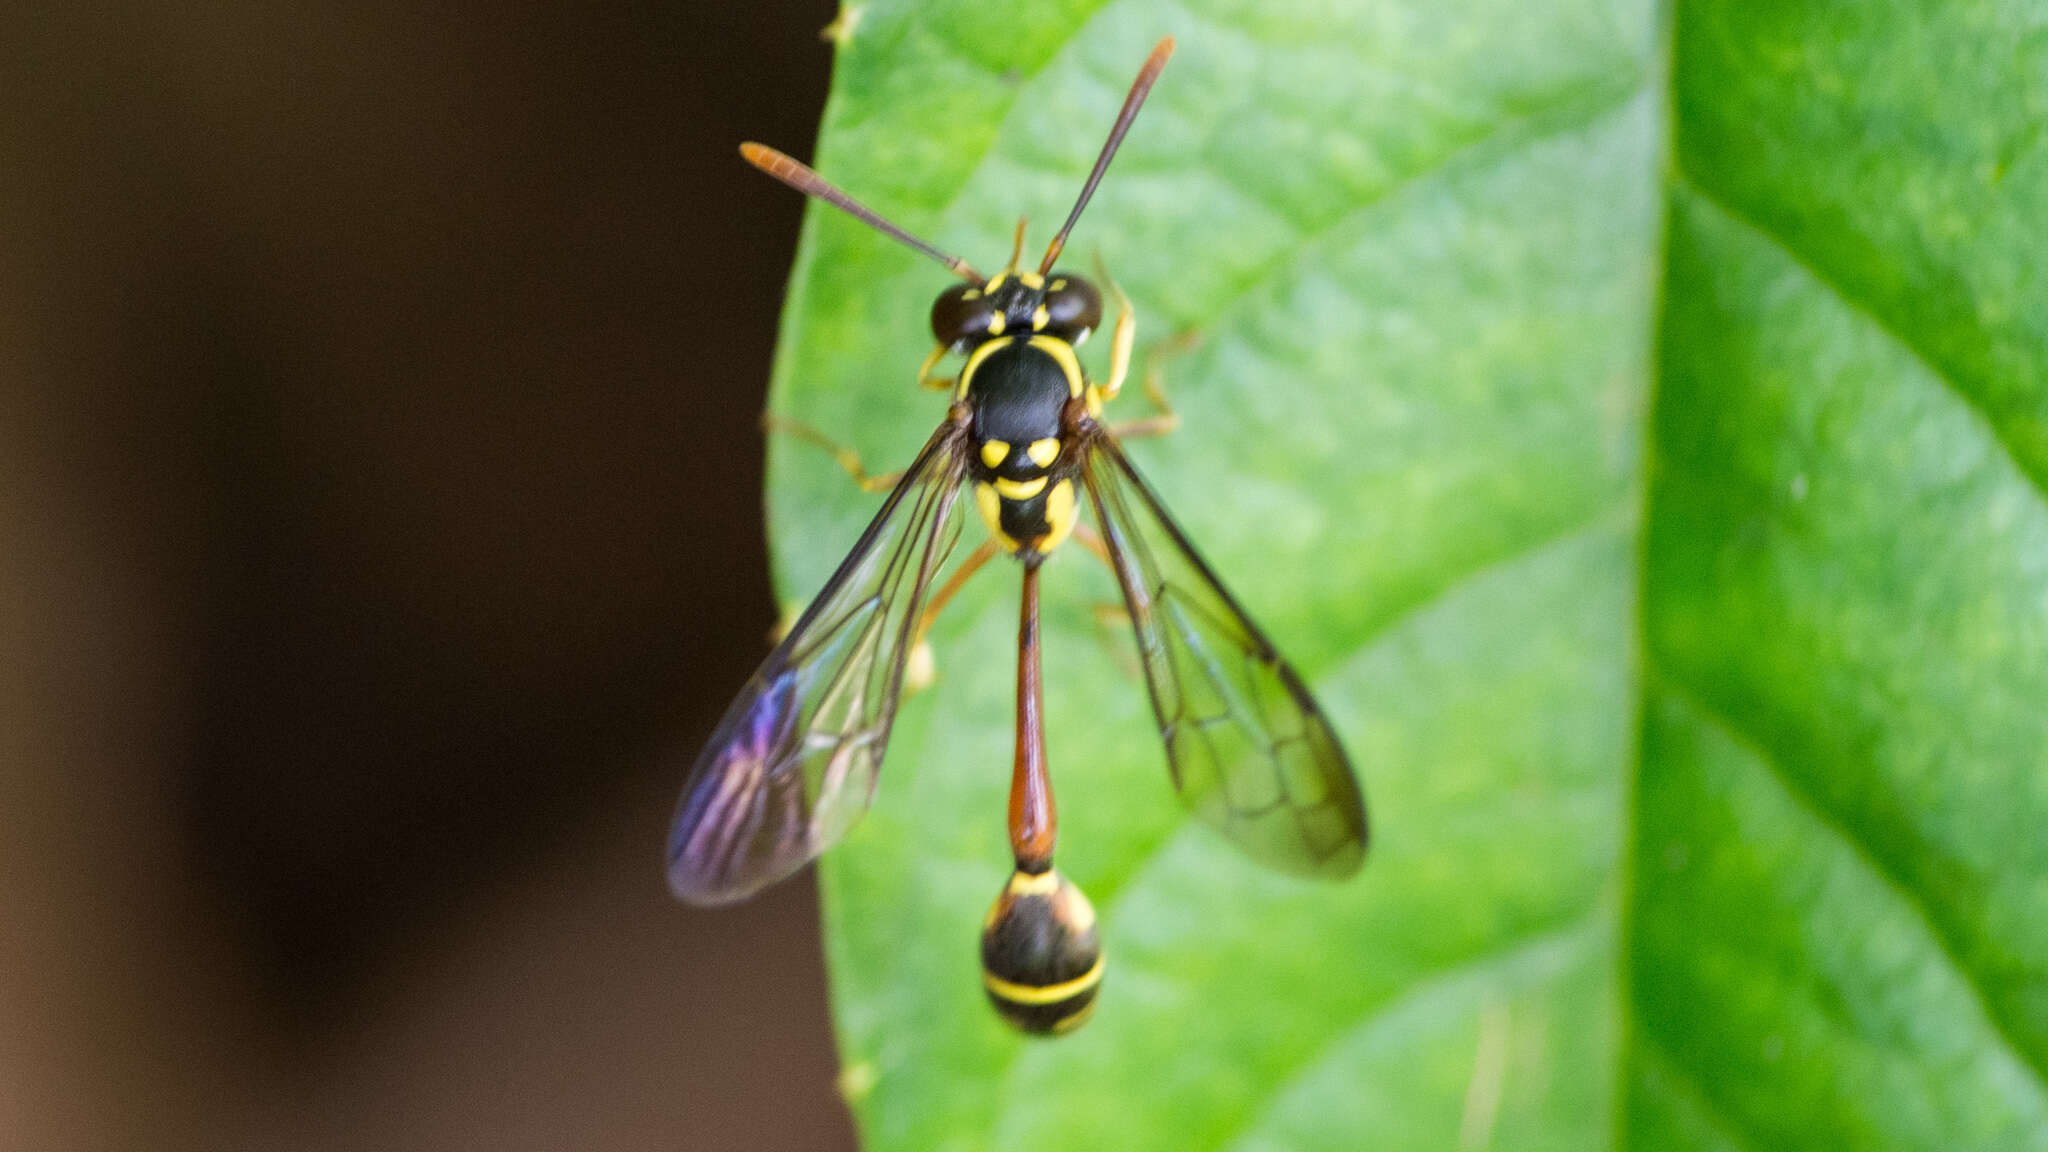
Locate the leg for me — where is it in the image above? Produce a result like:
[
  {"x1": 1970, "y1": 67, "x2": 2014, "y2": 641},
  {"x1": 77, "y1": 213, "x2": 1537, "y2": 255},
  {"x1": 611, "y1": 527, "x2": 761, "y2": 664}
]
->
[
  {"x1": 1093, "y1": 254, "x2": 1137, "y2": 402},
  {"x1": 904, "y1": 538, "x2": 1000, "y2": 692},
  {"x1": 1070, "y1": 524, "x2": 1143, "y2": 681},
  {"x1": 1089, "y1": 601, "x2": 1132, "y2": 632},
  {"x1": 760, "y1": 412, "x2": 902, "y2": 492},
  {"x1": 1109, "y1": 328, "x2": 1194, "y2": 441},
  {"x1": 1071, "y1": 521, "x2": 1116, "y2": 570},
  {"x1": 915, "y1": 343, "x2": 956, "y2": 392},
  {"x1": 1090, "y1": 256, "x2": 1183, "y2": 440}
]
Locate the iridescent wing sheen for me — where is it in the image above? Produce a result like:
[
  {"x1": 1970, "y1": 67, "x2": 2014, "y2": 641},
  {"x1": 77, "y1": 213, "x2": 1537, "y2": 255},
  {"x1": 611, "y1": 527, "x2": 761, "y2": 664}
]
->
[
  {"x1": 1079, "y1": 429, "x2": 1368, "y2": 878},
  {"x1": 667, "y1": 421, "x2": 969, "y2": 905}
]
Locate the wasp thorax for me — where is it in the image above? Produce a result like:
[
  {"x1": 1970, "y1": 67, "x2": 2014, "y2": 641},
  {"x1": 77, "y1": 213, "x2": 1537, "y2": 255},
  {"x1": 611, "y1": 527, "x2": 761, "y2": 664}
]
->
[{"x1": 980, "y1": 867, "x2": 1103, "y2": 1035}]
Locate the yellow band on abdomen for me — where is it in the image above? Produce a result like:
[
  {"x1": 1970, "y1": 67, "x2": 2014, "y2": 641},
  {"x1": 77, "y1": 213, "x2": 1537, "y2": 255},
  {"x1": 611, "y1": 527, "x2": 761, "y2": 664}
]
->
[{"x1": 982, "y1": 956, "x2": 1105, "y2": 1006}]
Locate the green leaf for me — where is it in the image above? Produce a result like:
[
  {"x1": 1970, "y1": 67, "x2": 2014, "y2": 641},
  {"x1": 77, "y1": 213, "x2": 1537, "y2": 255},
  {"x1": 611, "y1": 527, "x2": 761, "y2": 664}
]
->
[{"x1": 757, "y1": 2, "x2": 2048, "y2": 1148}]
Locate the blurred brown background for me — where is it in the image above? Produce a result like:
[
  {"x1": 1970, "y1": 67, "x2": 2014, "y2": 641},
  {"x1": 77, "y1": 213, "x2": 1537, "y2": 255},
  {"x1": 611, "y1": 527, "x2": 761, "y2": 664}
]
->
[{"x1": 1, "y1": 2, "x2": 859, "y2": 1149}]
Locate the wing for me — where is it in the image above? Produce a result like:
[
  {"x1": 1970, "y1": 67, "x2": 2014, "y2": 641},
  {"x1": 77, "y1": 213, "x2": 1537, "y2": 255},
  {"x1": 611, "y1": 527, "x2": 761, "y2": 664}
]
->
[
  {"x1": 667, "y1": 419, "x2": 969, "y2": 905},
  {"x1": 1079, "y1": 430, "x2": 1368, "y2": 878}
]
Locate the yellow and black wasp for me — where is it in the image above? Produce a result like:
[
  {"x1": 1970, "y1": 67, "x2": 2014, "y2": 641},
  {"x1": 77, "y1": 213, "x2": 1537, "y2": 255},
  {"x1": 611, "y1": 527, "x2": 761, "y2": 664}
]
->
[{"x1": 668, "y1": 38, "x2": 1368, "y2": 1035}]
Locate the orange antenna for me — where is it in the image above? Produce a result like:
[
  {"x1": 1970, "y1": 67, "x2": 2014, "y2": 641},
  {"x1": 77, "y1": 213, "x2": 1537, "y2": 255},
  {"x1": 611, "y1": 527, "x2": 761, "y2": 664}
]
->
[
  {"x1": 1037, "y1": 36, "x2": 1175, "y2": 276},
  {"x1": 741, "y1": 143, "x2": 984, "y2": 282}
]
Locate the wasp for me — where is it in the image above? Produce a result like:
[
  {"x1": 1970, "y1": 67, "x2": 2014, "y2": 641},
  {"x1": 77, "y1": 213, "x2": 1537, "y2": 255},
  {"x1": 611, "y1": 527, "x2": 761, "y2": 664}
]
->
[{"x1": 668, "y1": 38, "x2": 1368, "y2": 1035}]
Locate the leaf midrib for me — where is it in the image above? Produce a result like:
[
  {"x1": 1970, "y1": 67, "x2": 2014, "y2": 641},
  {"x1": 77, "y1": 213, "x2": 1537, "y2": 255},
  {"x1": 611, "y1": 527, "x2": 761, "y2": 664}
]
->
[
  {"x1": 1650, "y1": 673, "x2": 2048, "y2": 1107},
  {"x1": 1623, "y1": 5, "x2": 2048, "y2": 1145},
  {"x1": 1670, "y1": 170, "x2": 2048, "y2": 506},
  {"x1": 1607, "y1": 0, "x2": 1676, "y2": 1144}
]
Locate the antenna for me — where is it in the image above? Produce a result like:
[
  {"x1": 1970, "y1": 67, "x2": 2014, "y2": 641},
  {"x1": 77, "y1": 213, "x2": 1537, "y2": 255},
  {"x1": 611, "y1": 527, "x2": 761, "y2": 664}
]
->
[
  {"x1": 741, "y1": 143, "x2": 984, "y2": 283},
  {"x1": 1037, "y1": 37, "x2": 1176, "y2": 277}
]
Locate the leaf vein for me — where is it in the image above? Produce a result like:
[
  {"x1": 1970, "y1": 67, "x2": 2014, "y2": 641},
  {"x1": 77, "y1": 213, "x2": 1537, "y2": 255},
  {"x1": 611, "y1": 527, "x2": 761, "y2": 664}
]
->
[
  {"x1": 1211, "y1": 917, "x2": 1604, "y2": 1152},
  {"x1": 1670, "y1": 171, "x2": 2048, "y2": 506},
  {"x1": 1654, "y1": 672, "x2": 2048, "y2": 1100},
  {"x1": 1178, "y1": 77, "x2": 1651, "y2": 340},
  {"x1": 1632, "y1": 1030, "x2": 1772, "y2": 1152}
]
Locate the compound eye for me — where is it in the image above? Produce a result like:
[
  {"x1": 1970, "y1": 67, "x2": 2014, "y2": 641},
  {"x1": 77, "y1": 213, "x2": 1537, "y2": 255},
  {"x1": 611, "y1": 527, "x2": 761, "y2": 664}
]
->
[
  {"x1": 931, "y1": 283, "x2": 995, "y2": 350},
  {"x1": 1041, "y1": 274, "x2": 1102, "y2": 340}
]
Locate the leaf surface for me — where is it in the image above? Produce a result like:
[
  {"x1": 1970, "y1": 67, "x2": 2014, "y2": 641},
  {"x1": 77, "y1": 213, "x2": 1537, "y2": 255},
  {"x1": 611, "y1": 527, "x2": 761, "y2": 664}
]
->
[{"x1": 756, "y1": 1, "x2": 2048, "y2": 1147}]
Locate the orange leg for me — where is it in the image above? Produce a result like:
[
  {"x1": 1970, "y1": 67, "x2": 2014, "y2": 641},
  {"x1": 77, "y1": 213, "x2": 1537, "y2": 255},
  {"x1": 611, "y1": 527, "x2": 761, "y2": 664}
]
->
[
  {"x1": 1109, "y1": 329, "x2": 1196, "y2": 441},
  {"x1": 915, "y1": 344, "x2": 955, "y2": 392},
  {"x1": 1070, "y1": 523, "x2": 1143, "y2": 680},
  {"x1": 761, "y1": 412, "x2": 902, "y2": 492},
  {"x1": 903, "y1": 538, "x2": 1000, "y2": 692},
  {"x1": 1071, "y1": 522, "x2": 1115, "y2": 569},
  {"x1": 1090, "y1": 255, "x2": 1188, "y2": 440},
  {"x1": 1094, "y1": 254, "x2": 1136, "y2": 403}
]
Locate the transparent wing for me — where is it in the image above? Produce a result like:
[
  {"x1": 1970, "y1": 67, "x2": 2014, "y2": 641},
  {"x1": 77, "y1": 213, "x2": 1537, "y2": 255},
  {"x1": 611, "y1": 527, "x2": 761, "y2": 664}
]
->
[
  {"x1": 667, "y1": 421, "x2": 969, "y2": 905},
  {"x1": 1080, "y1": 431, "x2": 1368, "y2": 878}
]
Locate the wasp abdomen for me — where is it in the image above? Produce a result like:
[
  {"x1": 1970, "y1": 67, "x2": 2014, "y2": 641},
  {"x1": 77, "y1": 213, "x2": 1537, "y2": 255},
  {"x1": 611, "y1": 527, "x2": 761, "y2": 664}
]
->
[{"x1": 980, "y1": 867, "x2": 1103, "y2": 1035}]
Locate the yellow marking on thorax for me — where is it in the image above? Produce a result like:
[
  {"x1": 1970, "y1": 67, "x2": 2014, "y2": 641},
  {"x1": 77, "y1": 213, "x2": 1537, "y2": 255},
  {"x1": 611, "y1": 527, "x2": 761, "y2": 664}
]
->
[
  {"x1": 1025, "y1": 335, "x2": 1085, "y2": 398},
  {"x1": 981, "y1": 440, "x2": 1010, "y2": 469},
  {"x1": 956, "y1": 337, "x2": 1008, "y2": 400},
  {"x1": 1018, "y1": 271, "x2": 1045, "y2": 290},
  {"x1": 1031, "y1": 304, "x2": 1050, "y2": 330},
  {"x1": 955, "y1": 334, "x2": 1084, "y2": 404},
  {"x1": 994, "y1": 475, "x2": 1048, "y2": 500},
  {"x1": 1026, "y1": 438, "x2": 1059, "y2": 467},
  {"x1": 986, "y1": 311, "x2": 1007, "y2": 335}
]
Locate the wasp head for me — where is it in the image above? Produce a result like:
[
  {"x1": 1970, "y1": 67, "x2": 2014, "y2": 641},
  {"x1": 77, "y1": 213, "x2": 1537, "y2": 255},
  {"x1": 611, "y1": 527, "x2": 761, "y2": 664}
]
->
[{"x1": 930, "y1": 270, "x2": 1101, "y2": 353}]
